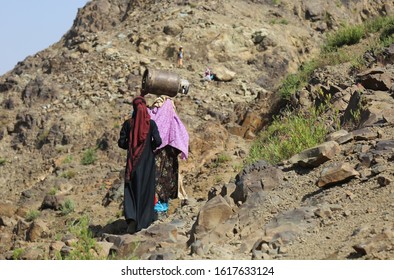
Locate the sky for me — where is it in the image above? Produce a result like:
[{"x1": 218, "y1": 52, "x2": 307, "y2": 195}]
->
[{"x1": 0, "y1": 0, "x2": 89, "y2": 76}]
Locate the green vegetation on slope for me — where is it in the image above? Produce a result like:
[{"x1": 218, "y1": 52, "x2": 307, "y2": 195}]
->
[
  {"x1": 247, "y1": 107, "x2": 328, "y2": 164},
  {"x1": 279, "y1": 15, "x2": 394, "y2": 100},
  {"x1": 58, "y1": 216, "x2": 100, "y2": 260},
  {"x1": 249, "y1": 14, "x2": 394, "y2": 165}
]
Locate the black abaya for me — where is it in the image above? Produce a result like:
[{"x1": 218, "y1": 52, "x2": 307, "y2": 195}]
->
[{"x1": 118, "y1": 119, "x2": 162, "y2": 231}]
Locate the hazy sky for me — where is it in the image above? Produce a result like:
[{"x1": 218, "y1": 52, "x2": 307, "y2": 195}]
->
[{"x1": 0, "y1": 0, "x2": 89, "y2": 75}]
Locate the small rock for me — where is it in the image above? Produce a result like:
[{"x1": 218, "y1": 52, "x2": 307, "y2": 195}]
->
[{"x1": 377, "y1": 175, "x2": 391, "y2": 186}]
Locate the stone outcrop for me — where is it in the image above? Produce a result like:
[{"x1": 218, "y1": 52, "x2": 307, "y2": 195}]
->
[
  {"x1": 288, "y1": 141, "x2": 341, "y2": 167},
  {"x1": 317, "y1": 162, "x2": 359, "y2": 188}
]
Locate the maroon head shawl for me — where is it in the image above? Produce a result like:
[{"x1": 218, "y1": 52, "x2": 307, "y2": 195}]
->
[{"x1": 126, "y1": 96, "x2": 151, "y2": 179}]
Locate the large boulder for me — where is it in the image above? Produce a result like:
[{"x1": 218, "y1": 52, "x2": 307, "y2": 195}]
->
[
  {"x1": 194, "y1": 195, "x2": 233, "y2": 235},
  {"x1": 214, "y1": 65, "x2": 236, "y2": 82},
  {"x1": 288, "y1": 141, "x2": 341, "y2": 167},
  {"x1": 317, "y1": 162, "x2": 359, "y2": 188}
]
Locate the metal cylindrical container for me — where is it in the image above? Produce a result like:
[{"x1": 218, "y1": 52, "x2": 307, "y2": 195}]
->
[{"x1": 141, "y1": 68, "x2": 189, "y2": 97}]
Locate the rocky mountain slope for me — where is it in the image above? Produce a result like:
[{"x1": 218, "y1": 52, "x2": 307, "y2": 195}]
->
[{"x1": 0, "y1": 0, "x2": 393, "y2": 260}]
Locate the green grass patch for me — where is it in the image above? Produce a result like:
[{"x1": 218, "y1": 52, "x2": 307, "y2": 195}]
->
[
  {"x1": 25, "y1": 209, "x2": 40, "y2": 222},
  {"x1": 278, "y1": 60, "x2": 319, "y2": 99},
  {"x1": 60, "y1": 170, "x2": 76, "y2": 179},
  {"x1": 247, "y1": 107, "x2": 329, "y2": 165},
  {"x1": 269, "y1": 18, "x2": 289, "y2": 25},
  {"x1": 0, "y1": 158, "x2": 6, "y2": 166},
  {"x1": 62, "y1": 155, "x2": 73, "y2": 164},
  {"x1": 322, "y1": 15, "x2": 394, "y2": 54},
  {"x1": 379, "y1": 20, "x2": 394, "y2": 45},
  {"x1": 48, "y1": 186, "x2": 58, "y2": 195},
  {"x1": 12, "y1": 248, "x2": 24, "y2": 260},
  {"x1": 54, "y1": 233, "x2": 62, "y2": 241},
  {"x1": 61, "y1": 216, "x2": 100, "y2": 260},
  {"x1": 216, "y1": 153, "x2": 231, "y2": 164},
  {"x1": 323, "y1": 24, "x2": 365, "y2": 52},
  {"x1": 212, "y1": 152, "x2": 231, "y2": 168},
  {"x1": 365, "y1": 15, "x2": 394, "y2": 34},
  {"x1": 81, "y1": 148, "x2": 97, "y2": 165},
  {"x1": 61, "y1": 198, "x2": 75, "y2": 216}
]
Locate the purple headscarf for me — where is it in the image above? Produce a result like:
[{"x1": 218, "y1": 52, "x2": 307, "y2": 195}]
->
[{"x1": 148, "y1": 99, "x2": 189, "y2": 159}]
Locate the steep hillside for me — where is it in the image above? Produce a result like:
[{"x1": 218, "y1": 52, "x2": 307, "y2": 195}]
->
[{"x1": 0, "y1": 0, "x2": 393, "y2": 260}]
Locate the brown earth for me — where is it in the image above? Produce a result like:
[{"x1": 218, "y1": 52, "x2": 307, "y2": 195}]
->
[{"x1": 0, "y1": 0, "x2": 393, "y2": 260}]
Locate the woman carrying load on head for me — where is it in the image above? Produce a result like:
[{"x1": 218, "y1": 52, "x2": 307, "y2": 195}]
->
[
  {"x1": 118, "y1": 96, "x2": 162, "y2": 234},
  {"x1": 148, "y1": 97, "x2": 189, "y2": 208}
]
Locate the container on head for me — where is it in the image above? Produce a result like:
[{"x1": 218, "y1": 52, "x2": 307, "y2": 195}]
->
[{"x1": 141, "y1": 68, "x2": 189, "y2": 97}]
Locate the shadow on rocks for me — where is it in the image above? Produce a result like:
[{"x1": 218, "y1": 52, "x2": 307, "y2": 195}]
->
[
  {"x1": 301, "y1": 184, "x2": 338, "y2": 202},
  {"x1": 346, "y1": 251, "x2": 365, "y2": 259},
  {"x1": 281, "y1": 164, "x2": 314, "y2": 175},
  {"x1": 89, "y1": 219, "x2": 128, "y2": 237}
]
